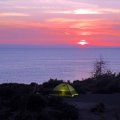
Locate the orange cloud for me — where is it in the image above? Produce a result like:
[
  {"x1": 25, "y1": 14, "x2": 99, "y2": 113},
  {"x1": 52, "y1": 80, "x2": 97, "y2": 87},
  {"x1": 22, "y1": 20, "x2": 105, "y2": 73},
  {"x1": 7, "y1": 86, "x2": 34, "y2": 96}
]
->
[{"x1": 0, "y1": 16, "x2": 120, "y2": 46}]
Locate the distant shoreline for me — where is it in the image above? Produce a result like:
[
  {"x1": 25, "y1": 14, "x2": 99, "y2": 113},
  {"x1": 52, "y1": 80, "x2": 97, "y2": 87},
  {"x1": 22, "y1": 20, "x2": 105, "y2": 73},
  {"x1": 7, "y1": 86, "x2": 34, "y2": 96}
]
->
[{"x1": 0, "y1": 44, "x2": 120, "y2": 49}]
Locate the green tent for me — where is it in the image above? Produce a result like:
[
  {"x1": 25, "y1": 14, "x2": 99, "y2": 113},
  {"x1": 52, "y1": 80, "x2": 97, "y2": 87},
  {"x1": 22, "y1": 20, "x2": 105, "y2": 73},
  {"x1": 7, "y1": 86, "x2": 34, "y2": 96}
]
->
[{"x1": 52, "y1": 83, "x2": 78, "y2": 97}]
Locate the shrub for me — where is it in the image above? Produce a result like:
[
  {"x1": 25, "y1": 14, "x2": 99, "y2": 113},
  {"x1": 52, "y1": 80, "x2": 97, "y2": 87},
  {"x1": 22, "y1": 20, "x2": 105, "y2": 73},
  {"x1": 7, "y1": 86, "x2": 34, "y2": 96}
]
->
[
  {"x1": 26, "y1": 94, "x2": 47, "y2": 112},
  {"x1": 56, "y1": 103, "x2": 79, "y2": 120},
  {"x1": 48, "y1": 96, "x2": 63, "y2": 107}
]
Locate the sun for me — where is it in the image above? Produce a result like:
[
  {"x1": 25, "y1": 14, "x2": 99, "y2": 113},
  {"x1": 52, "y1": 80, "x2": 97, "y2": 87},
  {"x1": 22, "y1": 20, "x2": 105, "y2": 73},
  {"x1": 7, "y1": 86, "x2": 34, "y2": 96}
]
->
[{"x1": 78, "y1": 40, "x2": 88, "y2": 46}]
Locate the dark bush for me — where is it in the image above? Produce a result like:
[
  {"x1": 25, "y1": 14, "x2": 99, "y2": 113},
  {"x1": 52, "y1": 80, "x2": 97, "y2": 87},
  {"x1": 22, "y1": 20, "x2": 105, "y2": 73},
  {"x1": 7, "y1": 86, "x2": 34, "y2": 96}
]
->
[
  {"x1": 48, "y1": 96, "x2": 63, "y2": 107},
  {"x1": 56, "y1": 103, "x2": 79, "y2": 120},
  {"x1": 0, "y1": 86, "x2": 15, "y2": 99},
  {"x1": 42, "y1": 79, "x2": 63, "y2": 89},
  {"x1": 9, "y1": 95, "x2": 23, "y2": 111},
  {"x1": 37, "y1": 111, "x2": 52, "y2": 120},
  {"x1": 0, "y1": 110, "x2": 13, "y2": 120},
  {"x1": 0, "y1": 83, "x2": 33, "y2": 99},
  {"x1": 15, "y1": 112, "x2": 33, "y2": 120},
  {"x1": 27, "y1": 94, "x2": 47, "y2": 112}
]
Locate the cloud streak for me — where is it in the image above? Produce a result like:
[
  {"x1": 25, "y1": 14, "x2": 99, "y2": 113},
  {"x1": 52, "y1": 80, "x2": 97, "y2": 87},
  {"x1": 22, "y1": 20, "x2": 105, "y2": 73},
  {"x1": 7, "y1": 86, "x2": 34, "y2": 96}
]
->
[
  {"x1": 0, "y1": 12, "x2": 30, "y2": 17},
  {"x1": 48, "y1": 8, "x2": 120, "y2": 15}
]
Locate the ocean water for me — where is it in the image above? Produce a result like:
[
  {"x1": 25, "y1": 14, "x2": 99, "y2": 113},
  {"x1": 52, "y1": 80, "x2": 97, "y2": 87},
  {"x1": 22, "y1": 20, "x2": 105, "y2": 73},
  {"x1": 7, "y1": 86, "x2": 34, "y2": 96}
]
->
[{"x1": 0, "y1": 47, "x2": 120, "y2": 84}]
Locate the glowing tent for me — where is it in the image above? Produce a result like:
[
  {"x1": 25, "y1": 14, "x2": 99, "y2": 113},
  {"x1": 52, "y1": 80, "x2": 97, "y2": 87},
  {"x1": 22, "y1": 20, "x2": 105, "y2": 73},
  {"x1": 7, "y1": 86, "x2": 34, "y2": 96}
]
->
[{"x1": 52, "y1": 83, "x2": 78, "y2": 97}]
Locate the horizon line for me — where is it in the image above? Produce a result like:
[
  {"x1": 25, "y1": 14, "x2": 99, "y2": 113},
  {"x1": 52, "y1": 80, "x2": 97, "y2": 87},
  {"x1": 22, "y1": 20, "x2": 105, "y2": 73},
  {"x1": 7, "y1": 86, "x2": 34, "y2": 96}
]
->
[{"x1": 0, "y1": 44, "x2": 120, "y2": 48}]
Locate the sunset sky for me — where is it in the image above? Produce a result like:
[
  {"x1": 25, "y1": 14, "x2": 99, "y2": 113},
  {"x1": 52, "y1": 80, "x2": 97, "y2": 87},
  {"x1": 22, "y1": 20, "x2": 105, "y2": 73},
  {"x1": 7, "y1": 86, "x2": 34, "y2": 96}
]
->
[{"x1": 0, "y1": 0, "x2": 120, "y2": 47}]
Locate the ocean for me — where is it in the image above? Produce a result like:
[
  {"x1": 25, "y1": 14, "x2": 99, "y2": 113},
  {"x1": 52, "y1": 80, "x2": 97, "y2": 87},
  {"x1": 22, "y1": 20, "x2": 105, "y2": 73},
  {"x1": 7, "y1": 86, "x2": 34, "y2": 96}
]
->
[{"x1": 0, "y1": 46, "x2": 120, "y2": 84}]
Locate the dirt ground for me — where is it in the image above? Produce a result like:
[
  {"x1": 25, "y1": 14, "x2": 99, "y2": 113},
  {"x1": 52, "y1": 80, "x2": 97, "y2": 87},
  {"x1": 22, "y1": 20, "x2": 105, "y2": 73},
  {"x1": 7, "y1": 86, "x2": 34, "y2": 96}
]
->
[{"x1": 64, "y1": 94, "x2": 120, "y2": 120}]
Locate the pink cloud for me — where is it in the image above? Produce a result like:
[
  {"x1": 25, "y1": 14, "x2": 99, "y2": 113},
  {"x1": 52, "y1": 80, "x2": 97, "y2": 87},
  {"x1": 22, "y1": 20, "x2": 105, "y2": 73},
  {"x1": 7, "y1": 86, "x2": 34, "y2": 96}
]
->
[{"x1": 0, "y1": 12, "x2": 30, "y2": 17}]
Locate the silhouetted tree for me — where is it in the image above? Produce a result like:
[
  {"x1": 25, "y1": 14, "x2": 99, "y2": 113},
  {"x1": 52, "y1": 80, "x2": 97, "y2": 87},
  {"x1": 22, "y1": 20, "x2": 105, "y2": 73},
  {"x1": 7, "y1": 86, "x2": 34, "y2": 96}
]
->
[{"x1": 92, "y1": 57, "x2": 107, "y2": 78}]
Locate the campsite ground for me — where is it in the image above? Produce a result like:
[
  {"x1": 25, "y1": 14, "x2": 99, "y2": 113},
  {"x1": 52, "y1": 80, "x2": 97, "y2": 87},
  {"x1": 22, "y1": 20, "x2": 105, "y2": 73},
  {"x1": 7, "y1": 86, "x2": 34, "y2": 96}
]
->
[
  {"x1": 1, "y1": 82, "x2": 120, "y2": 120},
  {"x1": 64, "y1": 94, "x2": 120, "y2": 120}
]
